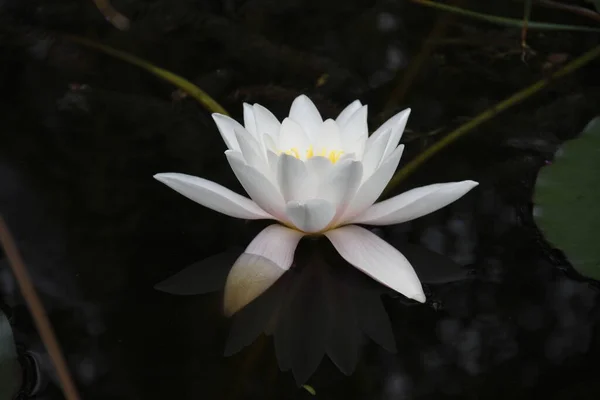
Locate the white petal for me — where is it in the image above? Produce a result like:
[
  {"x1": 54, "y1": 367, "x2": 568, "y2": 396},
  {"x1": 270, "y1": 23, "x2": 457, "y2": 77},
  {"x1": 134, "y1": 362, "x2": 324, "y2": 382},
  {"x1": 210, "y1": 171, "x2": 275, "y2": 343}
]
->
[
  {"x1": 362, "y1": 128, "x2": 392, "y2": 180},
  {"x1": 224, "y1": 224, "x2": 304, "y2": 315},
  {"x1": 154, "y1": 173, "x2": 272, "y2": 220},
  {"x1": 315, "y1": 159, "x2": 363, "y2": 225},
  {"x1": 225, "y1": 151, "x2": 287, "y2": 221},
  {"x1": 338, "y1": 152, "x2": 357, "y2": 162},
  {"x1": 314, "y1": 119, "x2": 342, "y2": 151},
  {"x1": 234, "y1": 128, "x2": 268, "y2": 172},
  {"x1": 278, "y1": 118, "x2": 310, "y2": 153},
  {"x1": 325, "y1": 225, "x2": 425, "y2": 302},
  {"x1": 341, "y1": 145, "x2": 404, "y2": 222},
  {"x1": 243, "y1": 103, "x2": 257, "y2": 137},
  {"x1": 340, "y1": 105, "x2": 368, "y2": 157},
  {"x1": 266, "y1": 150, "x2": 279, "y2": 179},
  {"x1": 263, "y1": 133, "x2": 277, "y2": 152},
  {"x1": 378, "y1": 108, "x2": 411, "y2": 160},
  {"x1": 289, "y1": 95, "x2": 323, "y2": 141},
  {"x1": 277, "y1": 154, "x2": 313, "y2": 202},
  {"x1": 253, "y1": 104, "x2": 281, "y2": 139},
  {"x1": 305, "y1": 156, "x2": 334, "y2": 178},
  {"x1": 303, "y1": 154, "x2": 335, "y2": 191},
  {"x1": 212, "y1": 114, "x2": 245, "y2": 151},
  {"x1": 336, "y1": 100, "x2": 363, "y2": 127},
  {"x1": 286, "y1": 199, "x2": 336, "y2": 233},
  {"x1": 354, "y1": 181, "x2": 479, "y2": 225}
]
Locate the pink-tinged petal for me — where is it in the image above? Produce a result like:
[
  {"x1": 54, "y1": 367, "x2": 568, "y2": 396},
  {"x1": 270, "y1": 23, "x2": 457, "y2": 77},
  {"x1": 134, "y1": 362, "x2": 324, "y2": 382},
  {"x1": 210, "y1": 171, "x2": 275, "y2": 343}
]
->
[
  {"x1": 336, "y1": 100, "x2": 363, "y2": 127},
  {"x1": 278, "y1": 118, "x2": 310, "y2": 153},
  {"x1": 286, "y1": 199, "x2": 336, "y2": 233},
  {"x1": 325, "y1": 225, "x2": 425, "y2": 302},
  {"x1": 225, "y1": 151, "x2": 287, "y2": 221},
  {"x1": 253, "y1": 104, "x2": 281, "y2": 139},
  {"x1": 353, "y1": 180, "x2": 479, "y2": 225},
  {"x1": 340, "y1": 105, "x2": 368, "y2": 157},
  {"x1": 289, "y1": 95, "x2": 323, "y2": 141},
  {"x1": 362, "y1": 128, "x2": 392, "y2": 180},
  {"x1": 277, "y1": 154, "x2": 313, "y2": 202},
  {"x1": 341, "y1": 145, "x2": 405, "y2": 222},
  {"x1": 379, "y1": 108, "x2": 411, "y2": 160},
  {"x1": 243, "y1": 103, "x2": 257, "y2": 137},
  {"x1": 212, "y1": 113, "x2": 244, "y2": 151},
  {"x1": 154, "y1": 173, "x2": 273, "y2": 220},
  {"x1": 224, "y1": 224, "x2": 304, "y2": 315}
]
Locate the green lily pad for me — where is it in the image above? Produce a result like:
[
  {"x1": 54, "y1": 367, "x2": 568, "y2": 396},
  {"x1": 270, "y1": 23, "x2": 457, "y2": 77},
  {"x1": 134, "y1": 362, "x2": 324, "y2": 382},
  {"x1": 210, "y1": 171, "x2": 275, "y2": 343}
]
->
[
  {"x1": 0, "y1": 309, "x2": 21, "y2": 399},
  {"x1": 534, "y1": 117, "x2": 600, "y2": 280}
]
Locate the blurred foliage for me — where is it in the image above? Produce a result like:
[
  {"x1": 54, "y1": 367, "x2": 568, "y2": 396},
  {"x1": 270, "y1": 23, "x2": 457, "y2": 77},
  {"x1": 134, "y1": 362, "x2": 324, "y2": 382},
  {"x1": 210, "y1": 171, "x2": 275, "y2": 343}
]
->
[
  {"x1": 0, "y1": 309, "x2": 21, "y2": 400},
  {"x1": 534, "y1": 117, "x2": 600, "y2": 280}
]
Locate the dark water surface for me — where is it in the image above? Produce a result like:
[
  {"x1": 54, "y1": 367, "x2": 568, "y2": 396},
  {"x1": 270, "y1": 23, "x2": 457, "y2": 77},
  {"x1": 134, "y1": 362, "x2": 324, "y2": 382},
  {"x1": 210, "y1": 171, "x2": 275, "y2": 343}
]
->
[{"x1": 1, "y1": 0, "x2": 600, "y2": 399}]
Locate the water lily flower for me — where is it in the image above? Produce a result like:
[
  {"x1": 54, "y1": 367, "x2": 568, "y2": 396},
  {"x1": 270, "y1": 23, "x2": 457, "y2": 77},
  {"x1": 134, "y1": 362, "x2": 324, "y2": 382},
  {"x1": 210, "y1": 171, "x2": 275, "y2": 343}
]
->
[{"x1": 155, "y1": 95, "x2": 478, "y2": 315}]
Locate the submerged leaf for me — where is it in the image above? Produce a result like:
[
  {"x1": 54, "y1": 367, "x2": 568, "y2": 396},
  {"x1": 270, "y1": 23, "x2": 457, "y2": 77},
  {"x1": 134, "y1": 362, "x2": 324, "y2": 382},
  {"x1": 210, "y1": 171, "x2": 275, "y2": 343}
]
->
[
  {"x1": 534, "y1": 117, "x2": 600, "y2": 280},
  {"x1": 0, "y1": 309, "x2": 21, "y2": 399},
  {"x1": 302, "y1": 384, "x2": 316, "y2": 395}
]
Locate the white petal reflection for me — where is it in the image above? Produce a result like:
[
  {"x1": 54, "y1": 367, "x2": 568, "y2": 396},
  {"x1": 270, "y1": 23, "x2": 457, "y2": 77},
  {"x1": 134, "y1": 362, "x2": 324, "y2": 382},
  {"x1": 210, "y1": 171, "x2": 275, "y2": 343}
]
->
[
  {"x1": 222, "y1": 238, "x2": 398, "y2": 384},
  {"x1": 223, "y1": 224, "x2": 303, "y2": 316}
]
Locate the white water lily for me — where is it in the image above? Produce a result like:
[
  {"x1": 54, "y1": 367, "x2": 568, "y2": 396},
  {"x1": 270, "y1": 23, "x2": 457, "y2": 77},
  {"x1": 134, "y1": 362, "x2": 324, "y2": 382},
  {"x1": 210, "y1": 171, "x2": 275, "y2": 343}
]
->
[{"x1": 155, "y1": 95, "x2": 478, "y2": 315}]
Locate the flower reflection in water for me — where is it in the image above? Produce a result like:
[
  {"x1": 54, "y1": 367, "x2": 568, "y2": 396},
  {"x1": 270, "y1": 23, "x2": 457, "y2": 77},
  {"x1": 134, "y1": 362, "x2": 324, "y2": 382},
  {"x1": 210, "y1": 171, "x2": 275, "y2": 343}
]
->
[{"x1": 156, "y1": 230, "x2": 470, "y2": 384}]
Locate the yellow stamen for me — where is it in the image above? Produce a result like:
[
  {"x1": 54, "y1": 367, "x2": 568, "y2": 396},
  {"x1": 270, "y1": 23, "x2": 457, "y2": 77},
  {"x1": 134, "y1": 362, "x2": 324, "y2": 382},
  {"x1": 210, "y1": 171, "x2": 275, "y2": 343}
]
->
[
  {"x1": 279, "y1": 145, "x2": 344, "y2": 163},
  {"x1": 306, "y1": 145, "x2": 314, "y2": 159}
]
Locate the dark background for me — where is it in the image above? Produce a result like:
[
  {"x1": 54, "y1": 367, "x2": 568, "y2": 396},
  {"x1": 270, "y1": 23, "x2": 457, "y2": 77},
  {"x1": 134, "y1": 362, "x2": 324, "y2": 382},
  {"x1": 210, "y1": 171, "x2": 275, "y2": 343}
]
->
[{"x1": 1, "y1": 0, "x2": 600, "y2": 399}]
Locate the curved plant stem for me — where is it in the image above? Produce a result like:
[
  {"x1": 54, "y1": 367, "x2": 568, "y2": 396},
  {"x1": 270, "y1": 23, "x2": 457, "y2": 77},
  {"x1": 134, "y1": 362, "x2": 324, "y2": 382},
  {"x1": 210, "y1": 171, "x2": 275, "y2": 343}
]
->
[
  {"x1": 384, "y1": 44, "x2": 600, "y2": 193},
  {"x1": 409, "y1": 0, "x2": 600, "y2": 32},
  {"x1": 63, "y1": 35, "x2": 229, "y2": 116},
  {"x1": 0, "y1": 216, "x2": 81, "y2": 400},
  {"x1": 522, "y1": 0, "x2": 532, "y2": 57},
  {"x1": 535, "y1": 0, "x2": 600, "y2": 23},
  {"x1": 381, "y1": 0, "x2": 465, "y2": 120}
]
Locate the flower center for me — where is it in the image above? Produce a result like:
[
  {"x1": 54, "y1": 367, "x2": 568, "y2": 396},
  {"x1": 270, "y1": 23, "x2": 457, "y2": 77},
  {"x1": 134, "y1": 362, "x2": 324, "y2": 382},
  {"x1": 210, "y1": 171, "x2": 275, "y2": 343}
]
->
[{"x1": 281, "y1": 145, "x2": 344, "y2": 163}]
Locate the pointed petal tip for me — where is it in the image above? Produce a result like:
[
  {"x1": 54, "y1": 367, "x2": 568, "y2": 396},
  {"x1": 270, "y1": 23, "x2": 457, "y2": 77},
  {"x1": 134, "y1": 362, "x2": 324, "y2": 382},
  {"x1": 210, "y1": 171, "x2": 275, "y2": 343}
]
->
[
  {"x1": 153, "y1": 172, "x2": 173, "y2": 182},
  {"x1": 457, "y1": 180, "x2": 480, "y2": 192},
  {"x1": 410, "y1": 290, "x2": 427, "y2": 303}
]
